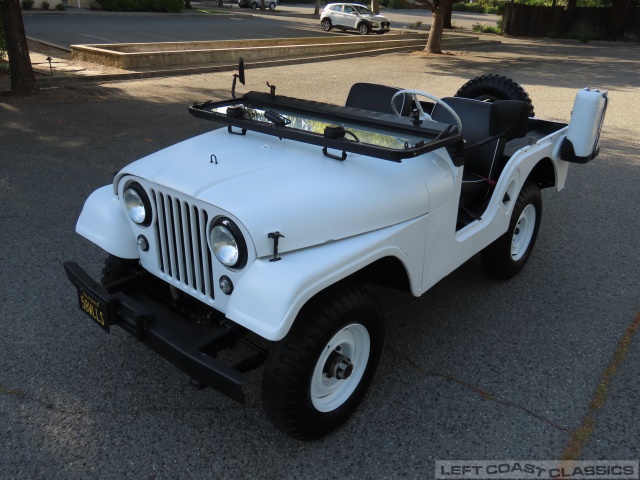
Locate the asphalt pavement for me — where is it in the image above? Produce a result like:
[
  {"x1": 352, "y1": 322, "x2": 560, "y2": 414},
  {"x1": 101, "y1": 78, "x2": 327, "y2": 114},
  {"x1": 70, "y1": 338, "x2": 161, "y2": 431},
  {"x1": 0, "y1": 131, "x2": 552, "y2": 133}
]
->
[
  {"x1": 1, "y1": 35, "x2": 638, "y2": 478},
  {"x1": 21, "y1": 3, "x2": 501, "y2": 48}
]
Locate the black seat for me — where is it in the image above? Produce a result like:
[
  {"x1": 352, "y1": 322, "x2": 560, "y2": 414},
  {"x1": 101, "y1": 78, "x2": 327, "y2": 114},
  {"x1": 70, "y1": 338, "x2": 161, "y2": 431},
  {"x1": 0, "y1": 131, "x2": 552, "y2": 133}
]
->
[
  {"x1": 431, "y1": 97, "x2": 529, "y2": 208},
  {"x1": 345, "y1": 83, "x2": 412, "y2": 116}
]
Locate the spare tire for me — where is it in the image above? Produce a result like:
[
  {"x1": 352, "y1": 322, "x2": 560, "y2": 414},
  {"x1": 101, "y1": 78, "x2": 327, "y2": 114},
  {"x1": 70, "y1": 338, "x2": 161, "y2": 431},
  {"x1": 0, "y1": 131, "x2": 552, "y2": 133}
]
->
[{"x1": 455, "y1": 74, "x2": 535, "y2": 117}]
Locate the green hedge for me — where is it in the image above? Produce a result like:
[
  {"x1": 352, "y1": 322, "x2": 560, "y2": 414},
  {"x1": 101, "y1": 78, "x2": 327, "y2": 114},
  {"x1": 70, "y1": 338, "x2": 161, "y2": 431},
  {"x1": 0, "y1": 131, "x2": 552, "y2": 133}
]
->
[
  {"x1": 98, "y1": 0, "x2": 183, "y2": 12},
  {"x1": 453, "y1": 1, "x2": 505, "y2": 14},
  {"x1": 0, "y1": 22, "x2": 6, "y2": 60}
]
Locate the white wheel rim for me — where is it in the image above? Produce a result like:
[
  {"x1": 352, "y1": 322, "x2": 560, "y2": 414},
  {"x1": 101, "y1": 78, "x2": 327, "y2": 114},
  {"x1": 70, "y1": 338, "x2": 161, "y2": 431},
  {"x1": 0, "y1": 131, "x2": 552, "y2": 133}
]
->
[
  {"x1": 310, "y1": 324, "x2": 370, "y2": 412},
  {"x1": 511, "y1": 204, "x2": 536, "y2": 261}
]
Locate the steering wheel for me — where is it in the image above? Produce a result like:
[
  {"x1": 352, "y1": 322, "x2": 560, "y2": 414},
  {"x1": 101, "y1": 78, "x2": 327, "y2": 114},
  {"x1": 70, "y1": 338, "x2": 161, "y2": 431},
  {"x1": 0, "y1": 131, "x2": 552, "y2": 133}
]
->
[{"x1": 390, "y1": 89, "x2": 463, "y2": 133}]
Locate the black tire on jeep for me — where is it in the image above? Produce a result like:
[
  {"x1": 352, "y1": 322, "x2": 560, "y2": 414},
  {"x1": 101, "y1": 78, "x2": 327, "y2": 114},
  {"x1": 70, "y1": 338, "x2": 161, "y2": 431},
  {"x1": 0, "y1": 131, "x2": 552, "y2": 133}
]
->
[
  {"x1": 455, "y1": 74, "x2": 535, "y2": 117},
  {"x1": 101, "y1": 255, "x2": 139, "y2": 287},
  {"x1": 481, "y1": 180, "x2": 542, "y2": 280},
  {"x1": 261, "y1": 283, "x2": 385, "y2": 440}
]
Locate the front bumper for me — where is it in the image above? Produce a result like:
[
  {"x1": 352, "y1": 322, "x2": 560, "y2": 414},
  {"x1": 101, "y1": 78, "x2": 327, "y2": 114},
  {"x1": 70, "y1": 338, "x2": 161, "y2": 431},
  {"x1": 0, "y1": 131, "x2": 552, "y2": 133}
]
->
[{"x1": 63, "y1": 261, "x2": 263, "y2": 404}]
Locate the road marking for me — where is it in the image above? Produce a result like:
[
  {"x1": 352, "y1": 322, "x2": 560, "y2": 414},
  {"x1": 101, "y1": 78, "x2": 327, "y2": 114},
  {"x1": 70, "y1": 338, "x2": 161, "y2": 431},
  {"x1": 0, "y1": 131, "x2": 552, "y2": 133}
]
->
[{"x1": 76, "y1": 33, "x2": 115, "y2": 43}]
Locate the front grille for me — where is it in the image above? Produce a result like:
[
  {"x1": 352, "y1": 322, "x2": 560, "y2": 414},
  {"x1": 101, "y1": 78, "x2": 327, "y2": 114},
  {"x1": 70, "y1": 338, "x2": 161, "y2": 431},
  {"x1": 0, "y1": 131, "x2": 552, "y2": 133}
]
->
[
  {"x1": 151, "y1": 189, "x2": 215, "y2": 299},
  {"x1": 382, "y1": 22, "x2": 390, "y2": 28}
]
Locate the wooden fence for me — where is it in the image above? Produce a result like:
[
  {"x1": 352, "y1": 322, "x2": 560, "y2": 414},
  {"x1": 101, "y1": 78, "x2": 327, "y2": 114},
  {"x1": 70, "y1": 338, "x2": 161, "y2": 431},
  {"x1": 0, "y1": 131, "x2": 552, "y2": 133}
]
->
[{"x1": 503, "y1": 4, "x2": 640, "y2": 41}]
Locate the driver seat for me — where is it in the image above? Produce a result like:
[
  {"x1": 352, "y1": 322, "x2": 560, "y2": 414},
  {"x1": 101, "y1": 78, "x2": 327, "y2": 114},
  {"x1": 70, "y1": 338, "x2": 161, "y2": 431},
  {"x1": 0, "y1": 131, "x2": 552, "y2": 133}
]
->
[
  {"x1": 345, "y1": 83, "x2": 412, "y2": 116},
  {"x1": 431, "y1": 97, "x2": 529, "y2": 208}
]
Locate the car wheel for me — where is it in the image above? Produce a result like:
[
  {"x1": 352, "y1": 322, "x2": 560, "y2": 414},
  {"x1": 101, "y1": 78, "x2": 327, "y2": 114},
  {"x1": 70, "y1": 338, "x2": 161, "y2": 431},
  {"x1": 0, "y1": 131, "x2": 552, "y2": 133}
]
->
[
  {"x1": 101, "y1": 255, "x2": 139, "y2": 287},
  {"x1": 269, "y1": 1, "x2": 275, "y2": 9},
  {"x1": 455, "y1": 74, "x2": 535, "y2": 117},
  {"x1": 358, "y1": 22, "x2": 370, "y2": 35},
  {"x1": 481, "y1": 180, "x2": 542, "y2": 279},
  {"x1": 261, "y1": 283, "x2": 385, "y2": 440},
  {"x1": 321, "y1": 18, "x2": 332, "y2": 31},
  {"x1": 250, "y1": 2, "x2": 257, "y2": 9}
]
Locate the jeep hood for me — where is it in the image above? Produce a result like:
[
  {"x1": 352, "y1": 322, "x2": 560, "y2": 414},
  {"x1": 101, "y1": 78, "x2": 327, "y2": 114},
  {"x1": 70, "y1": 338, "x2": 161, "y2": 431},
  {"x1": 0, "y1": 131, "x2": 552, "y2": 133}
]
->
[{"x1": 117, "y1": 129, "x2": 433, "y2": 258}]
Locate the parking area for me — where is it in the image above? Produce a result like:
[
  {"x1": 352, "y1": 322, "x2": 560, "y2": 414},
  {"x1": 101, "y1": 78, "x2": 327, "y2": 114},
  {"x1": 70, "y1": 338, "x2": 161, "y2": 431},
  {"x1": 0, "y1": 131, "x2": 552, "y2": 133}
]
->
[{"x1": 0, "y1": 36, "x2": 638, "y2": 478}]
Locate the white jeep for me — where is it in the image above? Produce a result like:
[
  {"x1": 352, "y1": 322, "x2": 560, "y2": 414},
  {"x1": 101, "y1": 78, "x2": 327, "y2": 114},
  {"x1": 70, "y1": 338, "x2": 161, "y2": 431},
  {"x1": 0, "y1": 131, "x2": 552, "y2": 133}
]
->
[{"x1": 64, "y1": 63, "x2": 607, "y2": 440}]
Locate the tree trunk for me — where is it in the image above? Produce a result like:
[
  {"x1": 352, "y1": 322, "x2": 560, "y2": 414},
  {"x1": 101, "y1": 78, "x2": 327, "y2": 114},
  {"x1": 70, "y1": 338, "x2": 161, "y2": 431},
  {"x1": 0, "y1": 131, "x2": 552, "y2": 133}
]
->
[
  {"x1": 0, "y1": 0, "x2": 38, "y2": 95},
  {"x1": 260, "y1": 0, "x2": 265, "y2": 10},
  {"x1": 314, "y1": 0, "x2": 320, "y2": 16},
  {"x1": 424, "y1": 0, "x2": 449, "y2": 54},
  {"x1": 371, "y1": 0, "x2": 379, "y2": 15},
  {"x1": 443, "y1": 0, "x2": 453, "y2": 29},
  {"x1": 184, "y1": 0, "x2": 192, "y2": 8},
  {"x1": 609, "y1": 0, "x2": 631, "y2": 40},
  {"x1": 563, "y1": 0, "x2": 577, "y2": 34}
]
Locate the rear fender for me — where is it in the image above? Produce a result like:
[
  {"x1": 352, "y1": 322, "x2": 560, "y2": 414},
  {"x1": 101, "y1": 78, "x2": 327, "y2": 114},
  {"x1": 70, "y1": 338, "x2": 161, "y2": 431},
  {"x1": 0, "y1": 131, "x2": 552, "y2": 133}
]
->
[{"x1": 76, "y1": 185, "x2": 139, "y2": 259}]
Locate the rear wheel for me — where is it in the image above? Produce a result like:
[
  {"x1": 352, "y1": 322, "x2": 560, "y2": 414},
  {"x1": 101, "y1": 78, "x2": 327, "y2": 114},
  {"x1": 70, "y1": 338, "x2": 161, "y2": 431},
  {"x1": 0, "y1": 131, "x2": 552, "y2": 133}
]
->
[
  {"x1": 481, "y1": 181, "x2": 542, "y2": 279},
  {"x1": 250, "y1": 2, "x2": 257, "y2": 9},
  {"x1": 321, "y1": 18, "x2": 332, "y2": 31},
  {"x1": 455, "y1": 74, "x2": 535, "y2": 117},
  {"x1": 358, "y1": 22, "x2": 370, "y2": 35},
  {"x1": 269, "y1": 1, "x2": 276, "y2": 9},
  {"x1": 261, "y1": 283, "x2": 384, "y2": 440}
]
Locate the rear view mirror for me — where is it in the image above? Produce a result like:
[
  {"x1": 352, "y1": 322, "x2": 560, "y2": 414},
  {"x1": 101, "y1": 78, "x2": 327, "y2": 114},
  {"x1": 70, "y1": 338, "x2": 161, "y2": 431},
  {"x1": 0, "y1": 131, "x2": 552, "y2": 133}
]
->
[{"x1": 238, "y1": 58, "x2": 245, "y2": 86}]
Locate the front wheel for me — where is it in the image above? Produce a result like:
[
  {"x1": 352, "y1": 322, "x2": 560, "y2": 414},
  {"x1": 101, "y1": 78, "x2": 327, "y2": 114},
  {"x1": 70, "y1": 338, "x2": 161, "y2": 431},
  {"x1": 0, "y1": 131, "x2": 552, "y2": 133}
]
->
[
  {"x1": 481, "y1": 180, "x2": 542, "y2": 279},
  {"x1": 358, "y1": 22, "x2": 370, "y2": 35},
  {"x1": 269, "y1": 2, "x2": 275, "y2": 9},
  {"x1": 261, "y1": 283, "x2": 384, "y2": 440}
]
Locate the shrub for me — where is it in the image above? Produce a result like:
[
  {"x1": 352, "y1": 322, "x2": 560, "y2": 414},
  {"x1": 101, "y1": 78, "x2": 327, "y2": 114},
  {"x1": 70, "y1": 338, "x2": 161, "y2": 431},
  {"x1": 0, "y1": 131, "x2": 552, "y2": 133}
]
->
[
  {"x1": 21, "y1": 0, "x2": 35, "y2": 9},
  {"x1": 0, "y1": 22, "x2": 6, "y2": 61},
  {"x1": 386, "y1": 0, "x2": 411, "y2": 9},
  {"x1": 42, "y1": 0, "x2": 50, "y2": 8},
  {"x1": 97, "y1": 0, "x2": 183, "y2": 12},
  {"x1": 89, "y1": 1, "x2": 98, "y2": 8},
  {"x1": 55, "y1": 3, "x2": 65, "y2": 9},
  {"x1": 452, "y1": 2, "x2": 466, "y2": 11},
  {"x1": 472, "y1": 22, "x2": 503, "y2": 34}
]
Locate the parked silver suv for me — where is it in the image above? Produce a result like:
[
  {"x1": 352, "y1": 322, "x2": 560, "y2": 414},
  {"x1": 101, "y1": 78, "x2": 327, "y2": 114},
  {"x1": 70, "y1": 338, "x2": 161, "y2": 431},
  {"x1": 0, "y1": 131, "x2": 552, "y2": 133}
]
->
[{"x1": 320, "y1": 3, "x2": 391, "y2": 35}]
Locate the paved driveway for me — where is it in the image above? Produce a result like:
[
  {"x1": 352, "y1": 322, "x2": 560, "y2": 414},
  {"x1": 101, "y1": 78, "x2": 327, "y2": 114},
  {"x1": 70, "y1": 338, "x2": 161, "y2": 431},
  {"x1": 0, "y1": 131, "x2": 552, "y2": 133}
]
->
[
  {"x1": 0, "y1": 37, "x2": 638, "y2": 478},
  {"x1": 22, "y1": 4, "x2": 501, "y2": 48},
  {"x1": 22, "y1": 11, "x2": 331, "y2": 48}
]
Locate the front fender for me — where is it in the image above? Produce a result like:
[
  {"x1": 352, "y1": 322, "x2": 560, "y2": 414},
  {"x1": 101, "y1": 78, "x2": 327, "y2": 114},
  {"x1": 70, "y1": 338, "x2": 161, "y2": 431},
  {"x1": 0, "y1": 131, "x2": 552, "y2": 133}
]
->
[
  {"x1": 76, "y1": 185, "x2": 139, "y2": 259},
  {"x1": 225, "y1": 217, "x2": 426, "y2": 341}
]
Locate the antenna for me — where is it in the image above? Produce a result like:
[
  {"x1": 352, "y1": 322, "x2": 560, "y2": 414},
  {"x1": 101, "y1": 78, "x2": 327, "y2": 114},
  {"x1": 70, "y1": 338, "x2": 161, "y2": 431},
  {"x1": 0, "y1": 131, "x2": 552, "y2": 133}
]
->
[{"x1": 231, "y1": 58, "x2": 245, "y2": 99}]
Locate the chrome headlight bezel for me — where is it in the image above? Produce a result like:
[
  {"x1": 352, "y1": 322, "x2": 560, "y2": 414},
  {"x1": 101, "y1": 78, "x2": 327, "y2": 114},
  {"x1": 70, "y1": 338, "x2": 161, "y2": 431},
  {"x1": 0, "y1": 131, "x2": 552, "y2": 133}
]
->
[
  {"x1": 123, "y1": 182, "x2": 152, "y2": 227},
  {"x1": 210, "y1": 218, "x2": 248, "y2": 269}
]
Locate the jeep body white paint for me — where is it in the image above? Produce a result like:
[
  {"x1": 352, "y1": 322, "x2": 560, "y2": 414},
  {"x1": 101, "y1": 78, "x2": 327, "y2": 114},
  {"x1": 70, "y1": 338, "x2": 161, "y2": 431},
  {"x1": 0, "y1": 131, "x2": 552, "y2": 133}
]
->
[{"x1": 64, "y1": 69, "x2": 607, "y2": 440}]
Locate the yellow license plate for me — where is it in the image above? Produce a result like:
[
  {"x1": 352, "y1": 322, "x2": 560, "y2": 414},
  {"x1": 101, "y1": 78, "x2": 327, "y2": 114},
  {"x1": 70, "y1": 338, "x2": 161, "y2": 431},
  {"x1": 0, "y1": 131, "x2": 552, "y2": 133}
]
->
[{"x1": 77, "y1": 287, "x2": 111, "y2": 333}]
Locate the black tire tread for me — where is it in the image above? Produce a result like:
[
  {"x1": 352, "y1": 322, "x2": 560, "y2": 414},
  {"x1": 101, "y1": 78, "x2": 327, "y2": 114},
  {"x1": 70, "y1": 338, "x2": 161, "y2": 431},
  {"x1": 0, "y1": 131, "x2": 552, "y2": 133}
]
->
[
  {"x1": 261, "y1": 283, "x2": 384, "y2": 440},
  {"x1": 455, "y1": 74, "x2": 535, "y2": 117}
]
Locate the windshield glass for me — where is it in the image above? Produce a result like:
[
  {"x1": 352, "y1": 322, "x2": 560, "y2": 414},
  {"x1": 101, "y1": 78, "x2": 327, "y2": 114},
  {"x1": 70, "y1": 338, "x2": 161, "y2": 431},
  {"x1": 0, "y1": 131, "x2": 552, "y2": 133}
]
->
[
  {"x1": 354, "y1": 5, "x2": 373, "y2": 14},
  {"x1": 210, "y1": 105, "x2": 423, "y2": 150}
]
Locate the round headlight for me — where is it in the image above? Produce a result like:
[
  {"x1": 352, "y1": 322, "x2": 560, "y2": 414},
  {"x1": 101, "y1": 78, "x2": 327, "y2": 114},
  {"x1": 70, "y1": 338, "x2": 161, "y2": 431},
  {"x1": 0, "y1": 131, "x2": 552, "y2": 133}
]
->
[
  {"x1": 210, "y1": 218, "x2": 247, "y2": 269},
  {"x1": 123, "y1": 182, "x2": 151, "y2": 227},
  {"x1": 124, "y1": 186, "x2": 148, "y2": 225}
]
